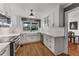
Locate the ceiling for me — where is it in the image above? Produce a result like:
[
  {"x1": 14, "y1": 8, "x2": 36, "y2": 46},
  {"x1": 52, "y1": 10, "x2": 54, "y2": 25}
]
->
[{"x1": 5, "y1": 3, "x2": 68, "y2": 19}]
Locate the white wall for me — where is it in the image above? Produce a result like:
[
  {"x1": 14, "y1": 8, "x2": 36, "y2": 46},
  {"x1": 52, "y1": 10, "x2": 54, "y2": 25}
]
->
[
  {"x1": 68, "y1": 19, "x2": 79, "y2": 43},
  {"x1": 59, "y1": 5, "x2": 64, "y2": 27},
  {"x1": 64, "y1": 6, "x2": 79, "y2": 54},
  {"x1": 68, "y1": 7, "x2": 79, "y2": 36},
  {"x1": 68, "y1": 17, "x2": 79, "y2": 35}
]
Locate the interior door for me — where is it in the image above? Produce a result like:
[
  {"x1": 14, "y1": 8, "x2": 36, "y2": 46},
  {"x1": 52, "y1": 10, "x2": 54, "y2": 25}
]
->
[{"x1": 65, "y1": 5, "x2": 79, "y2": 55}]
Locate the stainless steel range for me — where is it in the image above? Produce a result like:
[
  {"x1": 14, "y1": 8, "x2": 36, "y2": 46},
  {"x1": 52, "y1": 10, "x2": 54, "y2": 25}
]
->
[{"x1": 10, "y1": 35, "x2": 21, "y2": 56}]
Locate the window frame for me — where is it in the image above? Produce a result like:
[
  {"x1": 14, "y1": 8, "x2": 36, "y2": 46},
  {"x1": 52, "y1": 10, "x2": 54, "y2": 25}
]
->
[{"x1": 22, "y1": 19, "x2": 40, "y2": 32}]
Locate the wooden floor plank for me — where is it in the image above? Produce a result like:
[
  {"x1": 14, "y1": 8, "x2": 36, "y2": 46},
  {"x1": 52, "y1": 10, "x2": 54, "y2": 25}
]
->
[
  {"x1": 16, "y1": 42, "x2": 54, "y2": 56},
  {"x1": 68, "y1": 42, "x2": 79, "y2": 56}
]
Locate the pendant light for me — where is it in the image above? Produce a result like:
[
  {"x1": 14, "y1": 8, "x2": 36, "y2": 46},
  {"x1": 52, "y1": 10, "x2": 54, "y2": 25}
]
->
[{"x1": 29, "y1": 9, "x2": 35, "y2": 18}]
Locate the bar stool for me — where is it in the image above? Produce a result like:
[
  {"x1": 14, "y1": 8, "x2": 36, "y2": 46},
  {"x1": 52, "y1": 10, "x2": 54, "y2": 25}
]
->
[
  {"x1": 78, "y1": 37, "x2": 79, "y2": 44},
  {"x1": 68, "y1": 31, "x2": 75, "y2": 44}
]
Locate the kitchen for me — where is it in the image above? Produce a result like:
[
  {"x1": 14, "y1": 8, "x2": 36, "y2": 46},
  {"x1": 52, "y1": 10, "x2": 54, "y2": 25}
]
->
[{"x1": 0, "y1": 3, "x2": 66, "y2": 56}]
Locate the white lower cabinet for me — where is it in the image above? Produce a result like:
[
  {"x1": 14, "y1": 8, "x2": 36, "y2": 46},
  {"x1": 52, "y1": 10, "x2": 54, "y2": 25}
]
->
[
  {"x1": 0, "y1": 45, "x2": 10, "y2": 56},
  {"x1": 20, "y1": 33, "x2": 41, "y2": 44},
  {"x1": 43, "y1": 35, "x2": 55, "y2": 53},
  {"x1": 43, "y1": 34, "x2": 64, "y2": 55}
]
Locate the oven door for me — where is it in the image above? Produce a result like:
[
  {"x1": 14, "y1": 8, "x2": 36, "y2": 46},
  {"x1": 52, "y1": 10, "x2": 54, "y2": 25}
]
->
[{"x1": 14, "y1": 37, "x2": 20, "y2": 53}]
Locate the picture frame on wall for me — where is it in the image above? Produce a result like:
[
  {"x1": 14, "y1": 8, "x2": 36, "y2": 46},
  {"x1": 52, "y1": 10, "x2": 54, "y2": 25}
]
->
[{"x1": 70, "y1": 21, "x2": 78, "y2": 30}]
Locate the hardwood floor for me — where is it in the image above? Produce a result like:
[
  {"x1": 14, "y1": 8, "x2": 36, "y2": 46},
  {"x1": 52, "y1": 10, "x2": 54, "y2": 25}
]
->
[
  {"x1": 16, "y1": 42, "x2": 54, "y2": 56},
  {"x1": 16, "y1": 41, "x2": 79, "y2": 56},
  {"x1": 68, "y1": 42, "x2": 79, "y2": 56}
]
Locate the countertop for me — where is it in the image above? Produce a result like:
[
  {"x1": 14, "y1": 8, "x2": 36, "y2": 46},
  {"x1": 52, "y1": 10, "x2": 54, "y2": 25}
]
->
[
  {"x1": 0, "y1": 31, "x2": 39, "y2": 38},
  {"x1": 0, "y1": 42, "x2": 10, "y2": 52},
  {"x1": 0, "y1": 31, "x2": 64, "y2": 38},
  {"x1": 39, "y1": 27, "x2": 65, "y2": 37},
  {"x1": 40, "y1": 32, "x2": 65, "y2": 37},
  {"x1": 0, "y1": 27, "x2": 64, "y2": 37},
  {"x1": 21, "y1": 31, "x2": 40, "y2": 35},
  {"x1": 0, "y1": 33, "x2": 20, "y2": 37}
]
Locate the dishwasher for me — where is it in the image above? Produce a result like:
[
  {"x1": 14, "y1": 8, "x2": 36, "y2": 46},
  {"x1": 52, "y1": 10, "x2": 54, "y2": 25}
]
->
[{"x1": 10, "y1": 35, "x2": 21, "y2": 56}]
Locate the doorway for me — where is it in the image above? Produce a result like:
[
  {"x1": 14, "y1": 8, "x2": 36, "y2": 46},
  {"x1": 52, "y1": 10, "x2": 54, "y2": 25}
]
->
[{"x1": 65, "y1": 4, "x2": 79, "y2": 56}]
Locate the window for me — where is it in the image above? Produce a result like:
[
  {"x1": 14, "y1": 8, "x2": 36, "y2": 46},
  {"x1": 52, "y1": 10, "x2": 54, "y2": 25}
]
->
[
  {"x1": 22, "y1": 18, "x2": 40, "y2": 31},
  {"x1": 0, "y1": 19, "x2": 11, "y2": 27},
  {"x1": 0, "y1": 14, "x2": 11, "y2": 27},
  {"x1": 23, "y1": 21, "x2": 30, "y2": 31},
  {"x1": 31, "y1": 22, "x2": 38, "y2": 31}
]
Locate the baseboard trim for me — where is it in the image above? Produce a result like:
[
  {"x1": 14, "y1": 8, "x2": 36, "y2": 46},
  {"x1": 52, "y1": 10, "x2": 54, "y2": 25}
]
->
[
  {"x1": 41, "y1": 41, "x2": 55, "y2": 56},
  {"x1": 57, "y1": 53, "x2": 69, "y2": 56},
  {"x1": 20, "y1": 41, "x2": 42, "y2": 46},
  {"x1": 41, "y1": 42, "x2": 69, "y2": 56}
]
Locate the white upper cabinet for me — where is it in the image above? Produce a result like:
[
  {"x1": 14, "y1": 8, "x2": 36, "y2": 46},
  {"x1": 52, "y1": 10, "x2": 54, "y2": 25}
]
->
[
  {"x1": 40, "y1": 5, "x2": 64, "y2": 37},
  {"x1": 48, "y1": 12, "x2": 54, "y2": 27},
  {"x1": 42, "y1": 5, "x2": 64, "y2": 28},
  {"x1": 0, "y1": 4, "x2": 11, "y2": 28}
]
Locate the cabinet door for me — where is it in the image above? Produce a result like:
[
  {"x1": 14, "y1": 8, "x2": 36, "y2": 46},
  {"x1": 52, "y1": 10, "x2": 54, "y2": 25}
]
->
[
  {"x1": 20, "y1": 34, "x2": 27, "y2": 44},
  {"x1": 24, "y1": 34, "x2": 40, "y2": 43},
  {"x1": 20, "y1": 33, "x2": 41, "y2": 44},
  {"x1": 43, "y1": 35, "x2": 47, "y2": 44},
  {"x1": 49, "y1": 13, "x2": 54, "y2": 27},
  {"x1": 54, "y1": 37, "x2": 64, "y2": 54},
  {"x1": 43, "y1": 35, "x2": 55, "y2": 52},
  {"x1": 0, "y1": 45, "x2": 10, "y2": 56},
  {"x1": 21, "y1": 34, "x2": 33, "y2": 44},
  {"x1": 19, "y1": 34, "x2": 24, "y2": 44}
]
